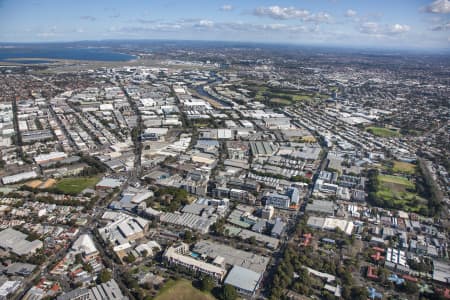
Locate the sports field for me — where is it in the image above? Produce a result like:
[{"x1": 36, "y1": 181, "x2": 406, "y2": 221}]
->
[
  {"x1": 54, "y1": 176, "x2": 100, "y2": 195},
  {"x1": 366, "y1": 126, "x2": 400, "y2": 137}
]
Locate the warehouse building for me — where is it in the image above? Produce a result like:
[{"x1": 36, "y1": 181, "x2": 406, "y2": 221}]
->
[
  {"x1": 99, "y1": 213, "x2": 149, "y2": 246},
  {"x1": 249, "y1": 141, "x2": 278, "y2": 157},
  {"x1": 224, "y1": 265, "x2": 263, "y2": 296},
  {"x1": 34, "y1": 151, "x2": 67, "y2": 165},
  {"x1": 96, "y1": 178, "x2": 123, "y2": 190},
  {"x1": 0, "y1": 228, "x2": 43, "y2": 256},
  {"x1": 2, "y1": 171, "x2": 38, "y2": 185},
  {"x1": 306, "y1": 200, "x2": 335, "y2": 215},
  {"x1": 57, "y1": 279, "x2": 126, "y2": 300}
]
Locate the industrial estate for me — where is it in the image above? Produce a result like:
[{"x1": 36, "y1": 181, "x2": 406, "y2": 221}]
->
[{"x1": 0, "y1": 39, "x2": 448, "y2": 300}]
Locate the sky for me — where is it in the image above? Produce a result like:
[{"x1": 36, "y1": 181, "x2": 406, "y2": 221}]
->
[{"x1": 0, "y1": 0, "x2": 449, "y2": 50}]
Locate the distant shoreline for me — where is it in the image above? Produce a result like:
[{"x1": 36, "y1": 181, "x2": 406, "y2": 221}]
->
[{"x1": 0, "y1": 46, "x2": 137, "y2": 64}]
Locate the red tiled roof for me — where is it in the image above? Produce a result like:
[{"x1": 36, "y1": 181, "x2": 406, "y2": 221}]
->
[{"x1": 367, "y1": 266, "x2": 378, "y2": 280}]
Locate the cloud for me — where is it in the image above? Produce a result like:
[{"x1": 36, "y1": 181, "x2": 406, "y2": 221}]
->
[
  {"x1": 388, "y1": 24, "x2": 411, "y2": 34},
  {"x1": 431, "y1": 21, "x2": 450, "y2": 30},
  {"x1": 196, "y1": 19, "x2": 215, "y2": 28},
  {"x1": 220, "y1": 5, "x2": 234, "y2": 11},
  {"x1": 359, "y1": 22, "x2": 410, "y2": 36},
  {"x1": 115, "y1": 19, "x2": 216, "y2": 33},
  {"x1": 305, "y1": 12, "x2": 332, "y2": 23},
  {"x1": 254, "y1": 6, "x2": 310, "y2": 20},
  {"x1": 345, "y1": 9, "x2": 357, "y2": 17},
  {"x1": 111, "y1": 20, "x2": 318, "y2": 37},
  {"x1": 359, "y1": 22, "x2": 380, "y2": 34},
  {"x1": 253, "y1": 6, "x2": 332, "y2": 24},
  {"x1": 424, "y1": 0, "x2": 450, "y2": 14},
  {"x1": 80, "y1": 16, "x2": 96, "y2": 21},
  {"x1": 36, "y1": 26, "x2": 58, "y2": 38},
  {"x1": 37, "y1": 32, "x2": 56, "y2": 38},
  {"x1": 115, "y1": 23, "x2": 183, "y2": 33},
  {"x1": 137, "y1": 19, "x2": 160, "y2": 24}
]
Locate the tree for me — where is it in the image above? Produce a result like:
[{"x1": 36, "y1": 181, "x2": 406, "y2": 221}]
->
[
  {"x1": 140, "y1": 249, "x2": 149, "y2": 257},
  {"x1": 184, "y1": 230, "x2": 193, "y2": 243},
  {"x1": 98, "y1": 269, "x2": 112, "y2": 283},
  {"x1": 350, "y1": 286, "x2": 369, "y2": 300},
  {"x1": 75, "y1": 253, "x2": 83, "y2": 265},
  {"x1": 322, "y1": 291, "x2": 336, "y2": 300},
  {"x1": 123, "y1": 253, "x2": 136, "y2": 263},
  {"x1": 200, "y1": 277, "x2": 214, "y2": 292},
  {"x1": 247, "y1": 236, "x2": 257, "y2": 245},
  {"x1": 82, "y1": 262, "x2": 93, "y2": 273},
  {"x1": 401, "y1": 281, "x2": 418, "y2": 294},
  {"x1": 211, "y1": 218, "x2": 225, "y2": 235},
  {"x1": 222, "y1": 284, "x2": 237, "y2": 300},
  {"x1": 341, "y1": 285, "x2": 351, "y2": 299}
]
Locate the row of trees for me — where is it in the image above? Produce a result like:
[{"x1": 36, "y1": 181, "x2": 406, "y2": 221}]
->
[
  {"x1": 416, "y1": 159, "x2": 443, "y2": 217},
  {"x1": 251, "y1": 170, "x2": 312, "y2": 184},
  {"x1": 269, "y1": 242, "x2": 368, "y2": 299},
  {"x1": 199, "y1": 277, "x2": 237, "y2": 300}
]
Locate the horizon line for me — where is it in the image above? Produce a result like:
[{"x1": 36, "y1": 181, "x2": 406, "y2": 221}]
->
[{"x1": 1, "y1": 38, "x2": 449, "y2": 55}]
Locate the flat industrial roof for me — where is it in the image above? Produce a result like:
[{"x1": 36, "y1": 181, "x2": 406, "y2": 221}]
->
[{"x1": 224, "y1": 265, "x2": 262, "y2": 294}]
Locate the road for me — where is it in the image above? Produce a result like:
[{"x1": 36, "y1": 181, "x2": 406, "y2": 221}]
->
[
  {"x1": 120, "y1": 82, "x2": 143, "y2": 182},
  {"x1": 259, "y1": 117, "x2": 329, "y2": 298}
]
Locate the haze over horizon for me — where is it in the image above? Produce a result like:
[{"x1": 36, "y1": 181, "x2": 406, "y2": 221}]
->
[{"x1": 0, "y1": 0, "x2": 449, "y2": 50}]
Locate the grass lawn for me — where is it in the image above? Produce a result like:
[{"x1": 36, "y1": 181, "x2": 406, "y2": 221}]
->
[
  {"x1": 54, "y1": 176, "x2": 100, "y2": 195},
  {"x1": 366, "y1": 126, "x2": 400, "y2": 138},
  {"x1": 393, "y1": 161, "x2": 416, "y2": 174},
  {"x1": 292, "y1": 94, "x2": 313, "y2": 101},
  {"x1": 376, "y1": 175, "x2": 424, "y2": 212},
  {"x1": 270, "y1": 98, "x2": 292, "y2": 105},
  {"x1": 154, "y1": 279, "x2": 216, "y2": 300},
  {"x1": 379, "y1": 175, "x2": 414, "y2": 188},
  {"x1": 254, "y1": 87, "x2": 267, "y2": 101},
  {"x1": 378, "y1": 175, "x2": 414, "y2": 188}
]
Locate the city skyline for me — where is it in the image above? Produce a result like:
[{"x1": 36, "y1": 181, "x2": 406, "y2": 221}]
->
[{"x1": 0, "y1": 0, "x2": 449, "y2": 50}]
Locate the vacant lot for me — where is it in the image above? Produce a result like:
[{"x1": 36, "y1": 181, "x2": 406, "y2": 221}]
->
[
  {"x1": 393, "y1": 161, "x2": 416, "y2": 174},
  {"x1": 366, "y1": 126, "x2": 400, "y2": 138},
  {"x1": 301, "y1": 136, "x2": 317, "y2": 143},
  {"x1": 54, "y1": 176, "x2": 100, "y2": 195},
  {"x1": 25, "y1": 180, "x2": 43, "y2": 189},
  {"x1": 41, "y1": 178, "x2": 57, "y2": 189},
  {"x1": 154, "y1": 279, "x2": 216, "y2": 300}
]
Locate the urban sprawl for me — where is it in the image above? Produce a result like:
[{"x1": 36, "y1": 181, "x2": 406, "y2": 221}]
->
[{"x1": 0, "y1": 45, "x2": 449, "y2": 300}]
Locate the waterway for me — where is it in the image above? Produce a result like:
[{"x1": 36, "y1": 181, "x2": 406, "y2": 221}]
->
[{"x1": 0, "y1": 46, "x2": 135, "y2": 63}]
